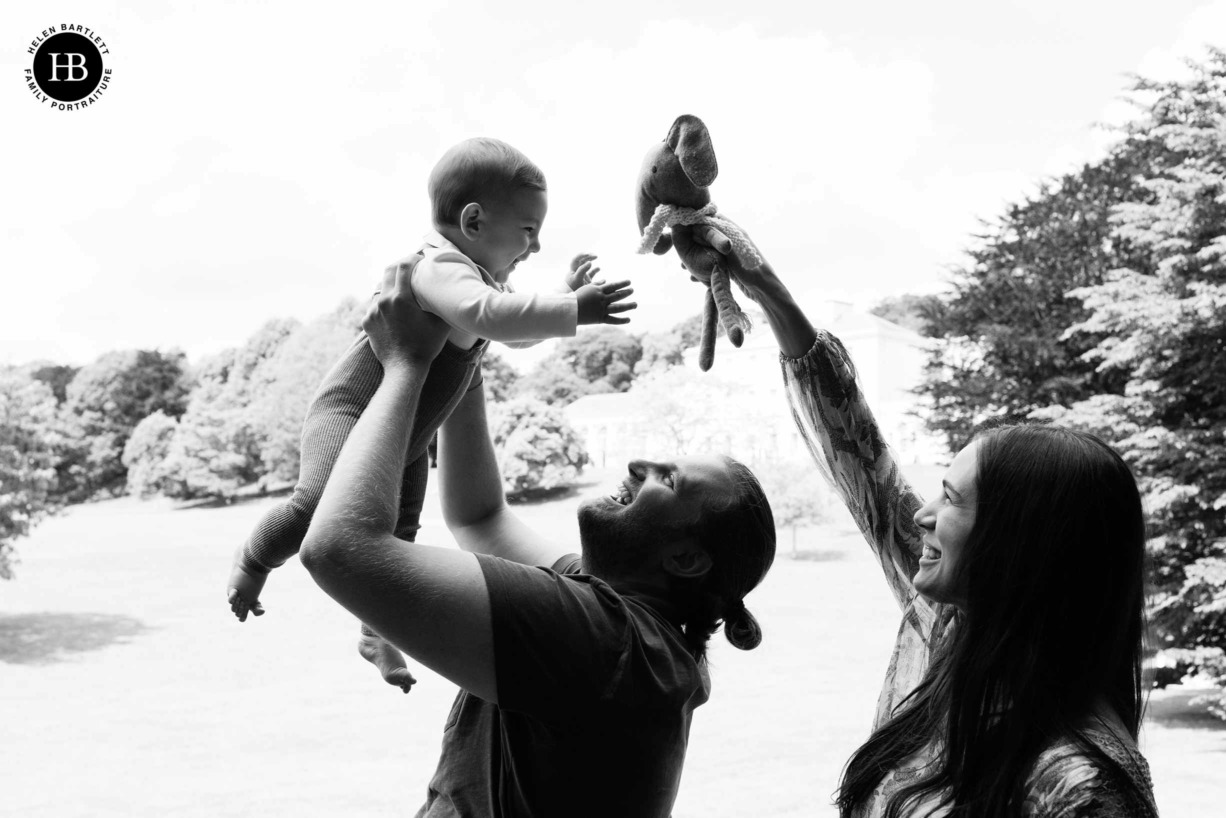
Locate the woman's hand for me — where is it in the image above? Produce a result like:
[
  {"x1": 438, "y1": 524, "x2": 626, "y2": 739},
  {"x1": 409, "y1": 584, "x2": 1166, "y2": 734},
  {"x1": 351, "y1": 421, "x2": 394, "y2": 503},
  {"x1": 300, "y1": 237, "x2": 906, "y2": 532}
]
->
[
  {"x1": 672, "y1": 224, "x2": 774, "y2": 293},
  {"x1": 673, "y1": 222, "x2": 816, "y2": 358}
]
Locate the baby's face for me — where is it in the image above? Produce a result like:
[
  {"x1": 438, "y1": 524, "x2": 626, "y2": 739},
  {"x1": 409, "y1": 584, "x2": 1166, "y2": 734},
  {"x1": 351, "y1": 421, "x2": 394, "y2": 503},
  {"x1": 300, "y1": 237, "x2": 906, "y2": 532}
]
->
[{"x1": 475, "y1": 188, "x2": 547, "y2": 280}]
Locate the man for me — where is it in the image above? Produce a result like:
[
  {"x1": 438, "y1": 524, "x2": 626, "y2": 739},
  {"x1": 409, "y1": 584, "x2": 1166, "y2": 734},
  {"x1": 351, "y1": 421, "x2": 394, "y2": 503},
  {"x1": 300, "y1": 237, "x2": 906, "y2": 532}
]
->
[{"x1": 299, "y1": 261, "x2": 776, "y2": 817}]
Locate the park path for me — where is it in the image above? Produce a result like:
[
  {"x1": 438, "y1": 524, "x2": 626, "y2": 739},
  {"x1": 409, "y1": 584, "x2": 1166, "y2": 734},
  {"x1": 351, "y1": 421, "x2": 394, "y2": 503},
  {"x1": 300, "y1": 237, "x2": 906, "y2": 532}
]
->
[{"x1": 1, "y1": 471, "x2": 1223, "y2": 817}]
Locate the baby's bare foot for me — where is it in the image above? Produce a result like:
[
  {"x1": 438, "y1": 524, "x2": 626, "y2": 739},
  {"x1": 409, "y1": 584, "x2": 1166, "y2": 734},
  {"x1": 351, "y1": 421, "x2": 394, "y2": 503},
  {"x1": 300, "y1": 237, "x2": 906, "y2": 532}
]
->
[{"x1": 357, "y1": 628, "x2": 416, "y2": 693}]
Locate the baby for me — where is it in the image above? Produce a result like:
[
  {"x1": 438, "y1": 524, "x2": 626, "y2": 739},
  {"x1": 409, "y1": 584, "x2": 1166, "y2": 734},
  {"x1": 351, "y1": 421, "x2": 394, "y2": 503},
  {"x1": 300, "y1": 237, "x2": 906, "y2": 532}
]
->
[{"x1": 226, "y1": 137, "x2": 635, "y2": 691}]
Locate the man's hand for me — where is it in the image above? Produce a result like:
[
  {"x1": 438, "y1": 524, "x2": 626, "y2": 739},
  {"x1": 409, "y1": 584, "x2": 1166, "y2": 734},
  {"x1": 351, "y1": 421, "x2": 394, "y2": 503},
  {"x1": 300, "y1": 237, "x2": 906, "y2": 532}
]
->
[
  {"x1": 365, "y1": 259, "x2": 451, "y2": 369},
  {"x1": 564, "y1": 253, "x2": 601, "y2": 292},
  {"x1": 227, "y1": 546, "x2": 268, "y2": 622},
  {"x1": 576, "y1": 280, "x2": 637, "y2": 325}
]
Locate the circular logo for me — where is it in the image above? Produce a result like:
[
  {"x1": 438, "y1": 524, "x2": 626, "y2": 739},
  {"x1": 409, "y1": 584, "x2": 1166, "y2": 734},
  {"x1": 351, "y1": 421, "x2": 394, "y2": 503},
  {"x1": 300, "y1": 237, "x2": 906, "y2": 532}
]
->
[{"x1": 23, "y1": 25, "x2": 113, "y2": 110}]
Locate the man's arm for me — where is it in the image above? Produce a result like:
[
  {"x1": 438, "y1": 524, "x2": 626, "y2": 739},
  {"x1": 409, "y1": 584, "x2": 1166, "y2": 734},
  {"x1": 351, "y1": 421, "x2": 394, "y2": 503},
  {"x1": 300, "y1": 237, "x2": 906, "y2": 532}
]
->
[
  {"x1": 436, "y1": 380, "x2": 574, "y2": 568},
  {"x1": 299, "y1": 263, "x2": 497, "y2": 702}
]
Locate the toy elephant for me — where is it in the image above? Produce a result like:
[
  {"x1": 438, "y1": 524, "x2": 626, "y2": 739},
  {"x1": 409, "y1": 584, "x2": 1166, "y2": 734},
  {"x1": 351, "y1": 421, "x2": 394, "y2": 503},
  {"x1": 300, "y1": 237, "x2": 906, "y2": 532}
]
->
[{"x1": 636, "y1": 114, "x2": 761, "y2": 371}]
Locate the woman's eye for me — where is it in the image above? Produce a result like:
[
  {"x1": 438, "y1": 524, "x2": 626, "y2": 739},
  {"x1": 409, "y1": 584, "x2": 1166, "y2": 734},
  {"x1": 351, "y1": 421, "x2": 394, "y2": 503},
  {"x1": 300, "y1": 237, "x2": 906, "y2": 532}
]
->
[{"x1": 664, "y1": 473, "x2": 675, "y2": 488}]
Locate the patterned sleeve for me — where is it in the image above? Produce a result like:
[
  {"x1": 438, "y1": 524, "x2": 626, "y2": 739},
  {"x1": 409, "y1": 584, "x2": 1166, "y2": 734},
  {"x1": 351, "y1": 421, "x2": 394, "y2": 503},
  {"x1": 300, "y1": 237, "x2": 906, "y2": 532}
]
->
[
  {"x1": 780, "y1": 330, "x2": 928, "y2": 612},
  {"x1": 1024, "y1": 745, "x2": 1158, "y2": 818}
]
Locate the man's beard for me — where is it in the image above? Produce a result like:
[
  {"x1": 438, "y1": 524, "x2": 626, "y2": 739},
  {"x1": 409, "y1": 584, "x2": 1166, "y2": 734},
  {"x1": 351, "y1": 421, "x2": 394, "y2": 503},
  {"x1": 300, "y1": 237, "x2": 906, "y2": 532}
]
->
[{"x1": 577, "y1": 498, "x2": 675, "y2": 579}]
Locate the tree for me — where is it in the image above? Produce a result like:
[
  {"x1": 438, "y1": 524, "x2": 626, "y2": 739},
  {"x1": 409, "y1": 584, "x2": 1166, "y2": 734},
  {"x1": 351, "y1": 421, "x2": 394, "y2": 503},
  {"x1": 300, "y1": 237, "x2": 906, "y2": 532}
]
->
[
  {"x1": 918, "y1": 145, "x2": 1157, "y2": 451},
  {"x1": 121, "y1": 410, "x2": 180, "y2": 499},
  {"x1": 638, "y1": 312, "x2": 715, "y2": 373},
  {"x1": 480, "y1": 350, "x2": 520, "y2": 402},
  {"x1": 28, "y1": 364, "x2": 79, "y2": 405},
  {"x1": 488, "y1": 397, "x2": 589, "y2": 498},
  {"x1": 868, "y1": 294, "x2": 942, "y2": 335},
  {"x1": 245, "y1": 304, "x2": 361, "y2": 484},
  {"x1": 518, "y1": 327, "x2": 643, "y2": 405},
  {"x1": 922, "y1": 49, "x2": 1226, "y2": 714},
  {"x1": 53, "y1": 349, "x2": 194, "y2": 501},
  {"x1": 1042, "y1": 50, "x2": 1226, "y2": 709},
  {"x1": 756, "y1": 457, "x2": 834, "y2": 555},
  {"x1": 625, "y1": 367, "x2": 794, "y2": 467},
  {"x1": 0, "y1": 372, "x2": 61, "y2": 578},
  {"x1": 152, "y1": 317, "x2": 300, "y2": 500}
]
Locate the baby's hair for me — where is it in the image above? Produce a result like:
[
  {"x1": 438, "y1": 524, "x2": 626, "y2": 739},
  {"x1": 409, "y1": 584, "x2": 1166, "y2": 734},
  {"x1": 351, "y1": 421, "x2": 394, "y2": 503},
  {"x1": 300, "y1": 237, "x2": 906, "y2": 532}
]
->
[{"x1": 428, "y1": 138, "x2": 546, "y2": 228}]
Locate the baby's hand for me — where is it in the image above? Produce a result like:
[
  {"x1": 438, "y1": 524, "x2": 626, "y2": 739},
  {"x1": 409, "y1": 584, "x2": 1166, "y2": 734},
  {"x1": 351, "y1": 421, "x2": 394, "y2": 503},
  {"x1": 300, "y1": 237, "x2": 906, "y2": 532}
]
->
[
  {"x1": 576, "y1": 280, "x2": 637, "y2": 326},
  {"x1": 227, "y1": 545, "x2": 268, "y2": 622},
  {"x1": 565, "y1": 253, "x2": 600, "y2": 291}
]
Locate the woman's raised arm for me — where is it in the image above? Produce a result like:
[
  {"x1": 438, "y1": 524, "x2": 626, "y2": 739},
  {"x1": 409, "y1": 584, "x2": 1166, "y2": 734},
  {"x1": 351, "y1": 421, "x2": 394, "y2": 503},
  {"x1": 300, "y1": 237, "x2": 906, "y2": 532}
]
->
[{"x1": 678, "y1": 225, "x2": 927, "y2": 612}]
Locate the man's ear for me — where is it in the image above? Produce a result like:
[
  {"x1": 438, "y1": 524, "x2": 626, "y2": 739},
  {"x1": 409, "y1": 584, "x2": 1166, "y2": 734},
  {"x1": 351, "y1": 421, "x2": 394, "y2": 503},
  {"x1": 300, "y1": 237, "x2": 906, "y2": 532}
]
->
[
  {"x1": 663, "y1": 543, "x2": 712, "y2": 580},
  {"x1": 459, "y1": 203, "x2": 484, "y2": 241}
]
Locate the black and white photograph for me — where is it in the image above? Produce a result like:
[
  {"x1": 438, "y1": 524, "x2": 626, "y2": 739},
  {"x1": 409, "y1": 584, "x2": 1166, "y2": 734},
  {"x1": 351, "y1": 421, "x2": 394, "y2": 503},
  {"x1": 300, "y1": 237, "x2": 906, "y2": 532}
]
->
[{"x1": 3, "y1": 1, "x2": 1224, "y2": 815}]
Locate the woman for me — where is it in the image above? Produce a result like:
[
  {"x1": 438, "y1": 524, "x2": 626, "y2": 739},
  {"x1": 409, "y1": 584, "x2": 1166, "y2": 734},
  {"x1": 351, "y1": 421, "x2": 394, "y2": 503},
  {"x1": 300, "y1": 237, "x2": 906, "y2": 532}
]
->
[{"x1": 673, "y1": 227, "x2": 1159, "y2": 816}]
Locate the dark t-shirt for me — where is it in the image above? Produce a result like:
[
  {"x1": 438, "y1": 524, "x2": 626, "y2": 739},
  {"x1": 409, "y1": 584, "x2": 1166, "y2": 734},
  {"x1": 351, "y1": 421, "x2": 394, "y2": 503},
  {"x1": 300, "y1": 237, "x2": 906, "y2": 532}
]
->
[{"x1": 414, "y1": 554, "x2": 711, "y2": 818}]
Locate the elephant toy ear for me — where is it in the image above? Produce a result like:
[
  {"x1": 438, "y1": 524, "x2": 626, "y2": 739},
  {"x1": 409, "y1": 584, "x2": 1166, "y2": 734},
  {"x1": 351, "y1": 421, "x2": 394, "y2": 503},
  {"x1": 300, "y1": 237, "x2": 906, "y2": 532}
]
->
[{"x1": 666, "y1": 114, "x2": 718, "y2": 189}]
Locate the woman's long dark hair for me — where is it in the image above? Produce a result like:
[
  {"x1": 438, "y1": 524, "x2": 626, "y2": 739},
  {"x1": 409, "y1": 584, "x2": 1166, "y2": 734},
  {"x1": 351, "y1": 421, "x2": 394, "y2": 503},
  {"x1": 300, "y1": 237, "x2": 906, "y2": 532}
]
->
[{"x1": 837, "y1": 425, "x2": 1148, "y2": 817}]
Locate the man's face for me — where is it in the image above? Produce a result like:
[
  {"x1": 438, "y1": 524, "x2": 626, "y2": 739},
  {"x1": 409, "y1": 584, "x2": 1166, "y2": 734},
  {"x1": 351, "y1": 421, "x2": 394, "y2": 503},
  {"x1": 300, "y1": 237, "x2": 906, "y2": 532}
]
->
[
  {"x1": 577, "y1": 455, "x2": 736, "y2": 580},
  {"x1": 471, "y1": 187, "x2": 546, "y2": 281}
]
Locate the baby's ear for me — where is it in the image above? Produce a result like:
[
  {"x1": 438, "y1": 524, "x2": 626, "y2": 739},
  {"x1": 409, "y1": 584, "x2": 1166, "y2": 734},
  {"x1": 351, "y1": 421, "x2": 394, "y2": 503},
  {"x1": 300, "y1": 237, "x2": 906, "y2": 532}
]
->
[{"x1": 459, "y1": 203, "x2": 483, "y2": 240}]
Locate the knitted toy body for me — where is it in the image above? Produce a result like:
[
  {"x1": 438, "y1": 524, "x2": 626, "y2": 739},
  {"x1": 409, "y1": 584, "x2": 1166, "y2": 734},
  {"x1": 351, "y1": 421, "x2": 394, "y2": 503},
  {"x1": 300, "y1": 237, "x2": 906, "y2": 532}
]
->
[{"x1": 635, "y1": 115, "x2": 758, "y2": 371}]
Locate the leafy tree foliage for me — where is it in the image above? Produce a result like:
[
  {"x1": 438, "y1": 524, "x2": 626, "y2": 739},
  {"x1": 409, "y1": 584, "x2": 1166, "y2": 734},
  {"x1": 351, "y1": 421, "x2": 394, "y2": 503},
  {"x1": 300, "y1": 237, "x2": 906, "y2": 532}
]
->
[
  {"x1": 518, "y1": 327, "x2": 643, "y2": 405},
  {"x1": 756, "y1": 457, "x2": 835, "y2": 555},
  {"x1": 54, "y1": 349, "x2": 194, "y2": 501},
  {"x1": 919, "y1": 148, "x2": 1157, "y2": 449},
  {"x1": 0, "y1": 372, "x2": 61, "y2": 578},
  {"x1": 922, "y1": 49, "x2": 1226, "y2": 709},
  {"x1": 480, "y1": 350, "x2": 520, "y2": 402},
  {"x1": 1036, "y1": 51, "x2": 1226, "y2": 706},
  {"x1": 245, "y1": 303, "x2": 362, "y2": 484},
  {"x1": 29, "y1": 364, "x2": 79, "y2": 405},
  {"x1": 868, "y1": 294, "x2": 942, "y2": 335},
  {"x1": 153, "y1": 317, "x2": 301, "y2": 500},
  {"x1": 488, "y1": 397, "x2": 589, "y2": 498},
  {"x1": 121, "y1": 410, "x2": 180, "y2": 499}
]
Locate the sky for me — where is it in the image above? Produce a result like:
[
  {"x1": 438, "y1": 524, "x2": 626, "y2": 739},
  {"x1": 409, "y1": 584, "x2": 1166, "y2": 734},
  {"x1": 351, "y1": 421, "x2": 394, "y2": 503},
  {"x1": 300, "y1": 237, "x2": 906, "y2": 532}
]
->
[{"x1": 3, "y1": 0, "x2": 1224, "y2": 372}]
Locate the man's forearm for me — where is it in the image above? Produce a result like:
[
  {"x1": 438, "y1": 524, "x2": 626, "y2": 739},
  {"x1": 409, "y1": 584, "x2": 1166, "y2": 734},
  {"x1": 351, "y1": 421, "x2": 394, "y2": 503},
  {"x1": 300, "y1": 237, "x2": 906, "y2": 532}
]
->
[
  {"x1": 310, "y1": 361, "x2": 427, "y2": 542},
  {"x1": 437, "y1": 382, "x2": 570, "y2": 568},
  {"x1": 438, "y1": 383, "x2": 506, "y2": 530}
]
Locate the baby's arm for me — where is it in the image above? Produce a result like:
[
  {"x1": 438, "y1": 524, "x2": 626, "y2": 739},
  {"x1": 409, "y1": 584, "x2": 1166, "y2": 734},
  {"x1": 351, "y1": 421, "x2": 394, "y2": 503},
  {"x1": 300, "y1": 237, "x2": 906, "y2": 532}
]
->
[{"x1": 416, "y1": 252, "x2": 579, "y2": 343}]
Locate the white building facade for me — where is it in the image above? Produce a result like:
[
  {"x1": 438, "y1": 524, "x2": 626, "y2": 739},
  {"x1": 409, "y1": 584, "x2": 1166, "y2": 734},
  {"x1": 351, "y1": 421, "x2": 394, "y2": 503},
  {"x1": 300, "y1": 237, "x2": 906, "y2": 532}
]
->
[{"x1": 564, "y1": 301, "x2": 949, "y2": 472}]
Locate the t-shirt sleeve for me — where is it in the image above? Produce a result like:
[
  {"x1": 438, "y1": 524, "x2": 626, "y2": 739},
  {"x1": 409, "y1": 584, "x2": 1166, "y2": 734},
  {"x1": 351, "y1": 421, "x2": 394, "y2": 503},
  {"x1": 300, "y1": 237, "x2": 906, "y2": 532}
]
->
[
  {"x1": 475, "y1": 553, "x2": 695, "y2": 717},
  {"x1": 413, "y1": 251, "x2": 577, "y2": 343}
]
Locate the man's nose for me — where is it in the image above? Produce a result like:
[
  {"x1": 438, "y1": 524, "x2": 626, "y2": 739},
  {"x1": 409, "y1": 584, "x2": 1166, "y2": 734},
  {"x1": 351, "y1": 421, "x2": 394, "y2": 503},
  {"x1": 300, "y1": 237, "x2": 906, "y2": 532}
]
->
[{"x1": 627, "y1": 460, "x2": 655, "y2": 481}]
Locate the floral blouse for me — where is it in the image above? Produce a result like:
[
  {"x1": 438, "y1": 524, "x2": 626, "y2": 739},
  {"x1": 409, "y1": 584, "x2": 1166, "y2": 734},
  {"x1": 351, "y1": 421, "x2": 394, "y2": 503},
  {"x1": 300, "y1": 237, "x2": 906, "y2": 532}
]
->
[{"x1": 780, "y1": 331, "x2": 1159, "y2": 818}]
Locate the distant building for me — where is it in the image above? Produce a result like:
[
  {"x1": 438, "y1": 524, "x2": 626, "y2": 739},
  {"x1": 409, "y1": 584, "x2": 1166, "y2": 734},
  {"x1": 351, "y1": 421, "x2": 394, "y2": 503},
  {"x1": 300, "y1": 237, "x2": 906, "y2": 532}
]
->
[{"x1": 564, "y1": 301, "x2": 948, "y2": 470}]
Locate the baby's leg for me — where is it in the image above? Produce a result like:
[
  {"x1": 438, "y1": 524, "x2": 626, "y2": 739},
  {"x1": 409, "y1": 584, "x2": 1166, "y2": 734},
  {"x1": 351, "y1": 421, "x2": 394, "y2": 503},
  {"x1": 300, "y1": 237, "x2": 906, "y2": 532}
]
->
[
  {"x1": 228, "y1": 335, "x2": 381, "y2": 620},
  {"x1": 356, "y1": 451, "x2": 430, "y2": 692}
]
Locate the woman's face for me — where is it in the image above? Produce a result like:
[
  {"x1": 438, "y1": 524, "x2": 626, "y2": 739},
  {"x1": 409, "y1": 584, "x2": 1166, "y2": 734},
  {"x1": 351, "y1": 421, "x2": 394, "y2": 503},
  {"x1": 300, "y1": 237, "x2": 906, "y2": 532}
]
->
[{"x1": 913, "y1": 440, "x2": 979, "y2": 609}]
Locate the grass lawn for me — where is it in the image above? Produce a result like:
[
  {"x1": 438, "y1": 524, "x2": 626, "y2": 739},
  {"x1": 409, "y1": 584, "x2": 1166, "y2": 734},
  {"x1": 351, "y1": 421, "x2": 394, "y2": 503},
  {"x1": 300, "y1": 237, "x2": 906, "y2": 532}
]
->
[{"x1": 2, "y1": 466, "x2": 1222, "y2": 817}]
